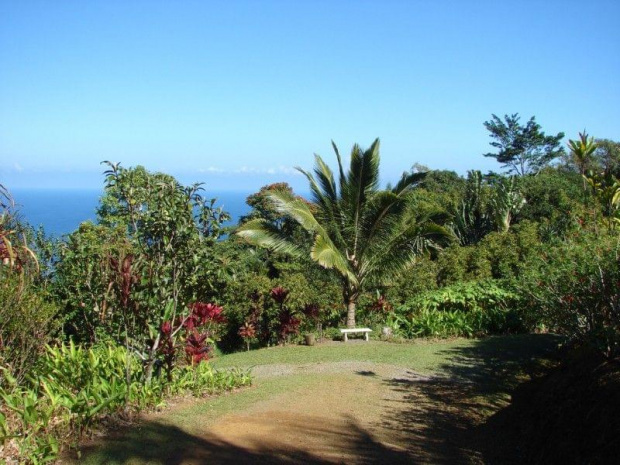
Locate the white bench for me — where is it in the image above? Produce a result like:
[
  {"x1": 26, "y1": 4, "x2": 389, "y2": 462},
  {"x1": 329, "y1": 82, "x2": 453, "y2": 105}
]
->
[{"x1": 340, "y1": 328, "x2": 372, "y2": 342}]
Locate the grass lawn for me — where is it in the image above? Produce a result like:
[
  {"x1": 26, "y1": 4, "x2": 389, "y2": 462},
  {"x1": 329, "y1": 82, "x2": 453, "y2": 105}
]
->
[{"x1": 212, "y1": 337, "x2": 477, "y2": 372}]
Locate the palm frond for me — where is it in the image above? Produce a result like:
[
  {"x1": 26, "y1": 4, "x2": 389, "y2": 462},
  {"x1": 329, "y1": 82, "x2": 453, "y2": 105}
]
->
[
  {"x1": 346, "y1": 139, "x2": 381, "y2": 205},
  {"x1": 267, "y1": 191, "x2": 323, "y2": 234},
  {"x1": 358, "y1": 191, "x2": 406, "y2": 256},
  {"x1": 313, "y1": 154, "x2": 338, "y2": 203},
  {"x1": 296, "y1": 166, "x2": 332, "y2": 212},
  {"x1": 359, "y1": 220, "x2": 453, "y2": 286},
  {"x1": 343, "y1": 139, "x2": 381, "y2": 254},
  {"x1": 331, "y1": 140, "x2": 347, "y2": 195},
  {"x1": 311, "y1": 234, "x2": 357, "y2": 285},
  {"x1": 392, "y1": 171, "x2": 427, "y2": 195},
  {"x1": 235, "y1": 219, "x2": 304, "y2": 258}
]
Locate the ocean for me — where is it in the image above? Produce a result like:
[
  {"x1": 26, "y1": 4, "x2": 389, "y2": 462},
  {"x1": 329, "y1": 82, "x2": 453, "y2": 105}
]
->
[{"x1": 10, "y1": 188, "x2": 252, "y2": 238}]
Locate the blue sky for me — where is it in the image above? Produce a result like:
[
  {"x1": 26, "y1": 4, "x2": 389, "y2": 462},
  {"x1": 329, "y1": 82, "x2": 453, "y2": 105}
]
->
[{"x1": 1, "y1": 0, "x2": 619, "y2": 192}]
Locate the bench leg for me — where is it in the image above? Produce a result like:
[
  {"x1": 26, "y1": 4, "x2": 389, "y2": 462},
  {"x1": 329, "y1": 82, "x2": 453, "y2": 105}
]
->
[
  {"x1": 365, "y1": 332, "x2": 369, "y2": 341},
  {"x1": 344, "y1": 333, "x2": 348, "y2": 342}
]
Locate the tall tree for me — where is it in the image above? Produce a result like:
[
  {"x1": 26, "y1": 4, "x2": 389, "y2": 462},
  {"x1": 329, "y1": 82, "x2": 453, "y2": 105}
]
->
[
  {"x1": 236, "y1": 139, "x2": 450, "y2": 328},
  {"x1": 594, "y1": 139, "x2": 620, "y2": 178},
  {"x1": 483, "y1": 113, "x2": 565, "y2": 175}
]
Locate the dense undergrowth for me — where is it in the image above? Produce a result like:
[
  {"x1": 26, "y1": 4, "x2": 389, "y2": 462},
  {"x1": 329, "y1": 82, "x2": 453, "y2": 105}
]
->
[{"x1": 0, "y1": 342, "x2": 251, "y2": 463}]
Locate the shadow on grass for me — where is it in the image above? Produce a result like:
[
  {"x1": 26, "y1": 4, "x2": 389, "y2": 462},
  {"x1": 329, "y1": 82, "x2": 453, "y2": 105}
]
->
[
  {"x1": 379, "y1": 334, "x2": 563, "y2": 464},
  {"x1": 78, "y1": 414, "x2": 414, "y2": 464}
]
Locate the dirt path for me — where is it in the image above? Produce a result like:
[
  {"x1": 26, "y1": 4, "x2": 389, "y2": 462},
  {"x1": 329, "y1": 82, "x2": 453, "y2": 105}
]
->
[{"x1": 77, "y1": 361, "x2": 503, "y2": 464}]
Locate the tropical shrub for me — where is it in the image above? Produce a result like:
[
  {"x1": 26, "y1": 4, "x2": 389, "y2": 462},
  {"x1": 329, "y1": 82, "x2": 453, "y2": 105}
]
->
[
  {"x1": 519, "y1": 168, "x2": 585, "y2": 240},
  {"x1": 0, "y1": 189, "x2": 60, "y2": 385},
  {"x1": 53, "y1": 164, "x2": 230, "y2": 384},
  {"x1": 436, "y1": 221, "x2": 540, "y2": 286},
  {"x1": 0, "y1": 270, "x2": 59, "y2": 386},
  {"x1": 0, "y1": 342, "x2": 251, "y2": 463},
  {"x1": 384, "y1": 255, "x2": 439, "y2": 305},
  {"x1": 391, "y1": 280, "x2": 523, "y2": 338},
  {"x1": 53, "y1": 222, "x2": 132, "y2": 342},
  {"x1": 518, "y1": 232, "x2": 620, "y2": 358}
]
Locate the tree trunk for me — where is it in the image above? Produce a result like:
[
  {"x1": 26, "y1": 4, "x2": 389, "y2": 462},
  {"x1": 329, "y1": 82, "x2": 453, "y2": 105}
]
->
[
  {"x1": 346, "y1": 300, "x2": 356, "y2": 328},
  {"x1": 144, "y1": 334, "x2": 161, "y2": 385}
]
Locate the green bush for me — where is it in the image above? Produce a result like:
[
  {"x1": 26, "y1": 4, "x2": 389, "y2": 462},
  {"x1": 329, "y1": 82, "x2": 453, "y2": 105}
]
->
[
  {"x1": 518, "y1": 232, "x2": 620, "y2": 358},
  {"x1": 391, "y1": 280, "x2": 524, "y2": 338},
  {"x1": 321, "y1": 327, "x2": 343, "y2": 341},
  {"x1": 384, "y1": 255, "x2": 439, "y2": 305},
  {"x1": 436, "y1": 221, "x2": 540, "y2": 286},
  {"x1": 0, "y1": 270, "x2": 60, "y2": 385}
]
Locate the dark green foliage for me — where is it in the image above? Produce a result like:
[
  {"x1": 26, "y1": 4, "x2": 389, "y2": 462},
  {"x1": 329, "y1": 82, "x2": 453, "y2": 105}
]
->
[
  {"x1": 0, "y1": 270, "x2": 59, "y2": 385},
  {"x1": 53, "y1": 222, "x2": 132, "y2": 342},
  {"x1": 450, "y1": 170, "x2": 494, "y2": 245},
  {"x1": 449, "y1": 171, "x2": 525, "y2": 245},
  {"x1": 0, "y1": 188, "x2": 60, "y2": 385},
  {"x1": 410, "y1": 169, "x2": 466, "y2": 219},
  {"x1": 584, "y1": 170, "x2": 620, "y2": 227},
  {"x1": 479, "y1": 221, "x2": 540, "y2": 280},
  {"x1": 418, "y1": 169, "x2": 466, "y2": 197},
  {"x1": 53, "y1": 163, "x2": 230, "y2": 385},
  {"x1": 436, "y1": 221, "x2": 540, "y2": 286},
  {"x1": 385, "y1": 255, "x2": 439, "y2": 305},
  {"x1": 519, "y1": 168, "x2": 585, "y2": 240},
  {"x1": 518, "y1": 232, "x2": 620, "y2": 359},
  {"x1": 483, "y1": 113, "x2": 565, "y2": 175},
  {"x1": 594, "y1": 138, "x2": 620, "y2": 177}
]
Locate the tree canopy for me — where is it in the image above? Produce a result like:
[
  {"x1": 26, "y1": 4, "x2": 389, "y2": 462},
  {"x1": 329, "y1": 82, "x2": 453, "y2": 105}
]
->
[{"x1": 483, "y1": 113, "x2": 565, "y2": 175}]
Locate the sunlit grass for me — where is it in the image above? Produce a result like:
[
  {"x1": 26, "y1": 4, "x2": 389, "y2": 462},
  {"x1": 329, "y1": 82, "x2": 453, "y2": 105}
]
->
[{"x1": 212, "y1": 338, "x2": 477, "y2": 373}]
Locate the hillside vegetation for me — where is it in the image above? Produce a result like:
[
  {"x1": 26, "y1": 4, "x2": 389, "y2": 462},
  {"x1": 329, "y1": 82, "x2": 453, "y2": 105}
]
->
[{"x1": 2, "y1": 125, "x2": 619, "y2": 463}]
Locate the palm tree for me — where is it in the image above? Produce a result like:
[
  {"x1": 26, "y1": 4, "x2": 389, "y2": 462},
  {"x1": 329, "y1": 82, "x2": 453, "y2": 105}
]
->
[
  {"x1": 236, "y1": 138, "x2": 450, "y2": 328},
  {"x1": 568, "y1": 131, "x2": 598, "y2": 189}
]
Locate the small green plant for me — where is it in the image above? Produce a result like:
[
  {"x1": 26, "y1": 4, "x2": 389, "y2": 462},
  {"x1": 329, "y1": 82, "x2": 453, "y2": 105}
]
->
[{"x1": 321, "y1": 327, "x2": 342, "y2": 341}]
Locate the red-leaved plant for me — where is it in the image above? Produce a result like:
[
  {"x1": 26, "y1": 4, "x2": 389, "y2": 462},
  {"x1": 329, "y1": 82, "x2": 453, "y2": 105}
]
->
[
  {"x1": 183, "y1": 302, "x2": 226, "y2": 365},
  {"x1": 371, "y1": 294, "x2": 393, "y2": 313},
  {"x1": 158, "y1": 302, "x2": 227, "y2": 372},
  {"x1": 269, "y1": 286, "x2": 301, "y2": 345},
  {"x1": 270, "y1": 286, "x2": 289, "y2": 304},
  {"x1": 238, "y1": 322, "x2": 257, "y2": 352},
  {"x1": 185, "y1": 331, "x2": 211, "y2": 364}
]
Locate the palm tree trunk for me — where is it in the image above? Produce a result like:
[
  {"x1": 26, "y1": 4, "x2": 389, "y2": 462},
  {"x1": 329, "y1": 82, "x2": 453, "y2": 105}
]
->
[{"x1": 346, "y1": 300, "x2": 356, "y2": 328}]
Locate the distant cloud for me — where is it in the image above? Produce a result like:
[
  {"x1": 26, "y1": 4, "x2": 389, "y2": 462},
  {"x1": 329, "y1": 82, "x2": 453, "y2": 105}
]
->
[
  {"x1": 13, "y1": 163, "x2": 23, "y2": 172},
  {"x1": 199, "y1": 165, "x2": 301, "y2": 176},
  {"x1": 198, "y1": 166, "x2": 225, "y2": 173}
]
